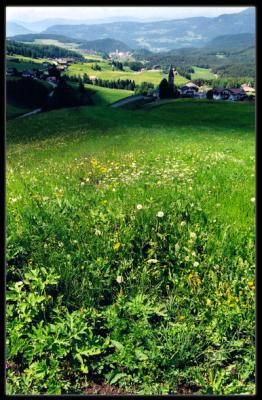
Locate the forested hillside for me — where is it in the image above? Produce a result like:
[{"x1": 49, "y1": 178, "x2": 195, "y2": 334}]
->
[{"x1": 6, "y1": 40, "x2": 85, "y2": 59}]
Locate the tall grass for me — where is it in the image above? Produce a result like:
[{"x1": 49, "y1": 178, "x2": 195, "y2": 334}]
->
[{"x1": 6, "y1": 100, "x2": 255, "y2": 394}]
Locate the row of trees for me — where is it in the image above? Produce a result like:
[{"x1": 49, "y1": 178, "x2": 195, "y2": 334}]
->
[
  {"x1": 66, "y1": 74, "x2": 137, "y2": 91},
  {"x1": 43, "y1": 78, "x2": 92, "y2": 111},
  {"x1": 6, "y1": 77, "x2": 50, "y2": 108},
  {"x1": 191, "y1": 77, "x2": 255, "y2": 89},
  {"x1": 6, "y1": 40, "x2": 84, "y2": 60},
  {"x1": 110, "y1": 60, "x2": 123, "y2": 71}
]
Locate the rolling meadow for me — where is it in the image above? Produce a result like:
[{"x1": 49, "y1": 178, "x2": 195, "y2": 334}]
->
[{"x1": 6, "y1": 99, "x2": 255, "y2": 394}]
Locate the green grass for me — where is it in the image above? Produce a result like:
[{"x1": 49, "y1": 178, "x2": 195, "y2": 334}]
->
[
  {"x1": 6, "y1": 55, "x2": 54, "y2": 72},
  {"x1": 85, "y1": 84, "x2": 133, "y2": 105},
  {"x1": 191, "y1": 66, "x2": 217, "y2": 81},
  {"x1": 66, "y1": 61, "x2": 189, "y2": 86},
  {"x1": 6, "y1": 100, "x2": 255, "y2": 395},
  {"x1": 6, "y1": 103, "x2": 33, "y2": 119}
]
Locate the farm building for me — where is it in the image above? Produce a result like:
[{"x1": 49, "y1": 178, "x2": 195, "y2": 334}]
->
[
  {"x1": 213, "y1": 88, "x2": 231, "y2": 100},
  {"x1": 46, "y1": 76, "x2": 58, "y2": 83},
  {"x1": 6, "y1": 67, "x2": 16, "y2": 76},
  {"x1": 241, "y1": 84, "x2": 255, "y2": 95},
  {"x1": 180, "y1": 82, "x2": 199, "y2": 96},
  {"x1": 227, "y1": 88, "x2": 246, "y2": 101},
  {"x1": 22, "y1": 69, "x2": 38, "y2": 78}
]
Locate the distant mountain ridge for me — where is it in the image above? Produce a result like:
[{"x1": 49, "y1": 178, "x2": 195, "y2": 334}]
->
[
  {"x1": 6, "y1": 22, "x2": 34, "y2": 37},
  {"x1": 41, "y1": 7, "x2": 255, "y2": 51},
  {"x1": 8, "y1": 34, "x2": 131, "y2": 53}
]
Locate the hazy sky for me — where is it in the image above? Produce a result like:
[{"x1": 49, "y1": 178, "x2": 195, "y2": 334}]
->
[{"x1": 6, "y1": 6, "x2": 249, "y2": 23}]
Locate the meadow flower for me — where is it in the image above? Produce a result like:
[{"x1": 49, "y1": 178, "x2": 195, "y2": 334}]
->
[
  {"x1": 136, "y1": 204, "x2": 143, "y2": 210},
  {"x1": 180, "y1": 221, "x2": 186, "y2": 226},
  {"x1": 190, "y1": 232, "x2": 197, "y2": 240},
  {"x1": 206, "y1": 299, "x2": 212, "y2": 306},
  {"x1": 116, "y1": 275, "x2": 124, "y2": 284},
  {"x1": 147, "y1": 259, "x2": 158, "y2": 264},
  {"x1": 251, "y1": 197, "x2": 255, "y2": 203},
  {"x1": 113, "y1": 242, "x2": 121, "y2": 250},
  {"x1": 193, "y1": 261, "x2": 199, "y2": 267},
  {"x1": 95, "y1": 229, "x2": 102, "y2": 236},
  {"x1": 156, "y1": 211, "x2": 164, "y2": 218}
]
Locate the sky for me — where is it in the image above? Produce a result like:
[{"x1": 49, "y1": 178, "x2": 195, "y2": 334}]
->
[{"x1": 6, "y1": 6, "x2": 249, "y2": 23}]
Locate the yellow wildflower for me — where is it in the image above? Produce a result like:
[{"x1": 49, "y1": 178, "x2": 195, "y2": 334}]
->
[{"x1": 113, "y1": 242, "x2": 121, "y2": 250}]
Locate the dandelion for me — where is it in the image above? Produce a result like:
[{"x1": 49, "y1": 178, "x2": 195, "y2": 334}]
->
[
  {"x1": 113, "y1": 242, "x2": 121, "y2": 250},
  {"x1": 136, "y1": 204, "x2": 143, "y2": 210},
  {"x1": 193, "y1": 261, "x2": 199, "y2": 267},
  {"x1": 179, "y1": 316, "x2": 185, "y2": 321},
  {"x1": 206, "y1": 298, "x2": 212, "y2": 306},
  {"x1": 156, "y1": 211, "x2": 164, "y2": 218},
  {"x1": 116, "y1": 275, "x2": 124, "y2": 284}
]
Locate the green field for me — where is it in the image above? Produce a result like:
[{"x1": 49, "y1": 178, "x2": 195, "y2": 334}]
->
[
  {"x1": 191, "y1": 66, "x2": 217, "y2": 81},
  {"x1": 84, "y1": 84, "x2": 133, "y2": 105},
  {"x1": 6, "y1": 55, "x2": 54, "y2": 72},
  {"x1": 6, "y1": 103, "x2": 33, "y2": 119},
  {"x1": 66, "y1": 61, "x2": 189, "y2": 86},
  {"x1": 6, "y1": 100, "x2": 255, "y2": 395}
]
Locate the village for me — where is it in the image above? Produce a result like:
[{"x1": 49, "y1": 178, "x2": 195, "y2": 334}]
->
[{"x1": 6, "y1": 57, "x2": 255, "y2": 102}]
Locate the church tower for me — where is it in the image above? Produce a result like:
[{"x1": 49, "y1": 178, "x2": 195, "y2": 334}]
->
[{"x1": 168, "y1": 65, "x2": 174, "y2": 87}]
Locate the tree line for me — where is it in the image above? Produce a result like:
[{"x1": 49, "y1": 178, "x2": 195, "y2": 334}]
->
[
  {"x1": 6, "y1": 40, "x2": 85, "y2": 60},
  {"x1": 66, "y1": 73, "x2": 137, "y2": 91}
]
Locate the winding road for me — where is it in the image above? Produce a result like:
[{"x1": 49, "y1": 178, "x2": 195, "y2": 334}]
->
[{"x1": 16, "y1": 80, "x2": 57, "y2": 119}]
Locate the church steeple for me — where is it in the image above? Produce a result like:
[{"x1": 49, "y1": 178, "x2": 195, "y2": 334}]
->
[{"x1": 168, "y1": 65, "x2": 174, "y2": 86}]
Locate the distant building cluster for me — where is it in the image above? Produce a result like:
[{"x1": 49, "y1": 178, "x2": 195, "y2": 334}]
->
[{"x1": 109, "y1": 49, "x2": 131, "y2": 59}]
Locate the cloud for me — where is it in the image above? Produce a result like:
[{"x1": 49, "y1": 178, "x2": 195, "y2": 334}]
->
[{"x1": 6, "y1": 6, "x2": 250, "y2": 23}]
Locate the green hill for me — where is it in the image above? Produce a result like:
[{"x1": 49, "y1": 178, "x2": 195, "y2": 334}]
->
[
  {"x1": 205, "y1": 33, "x2": 255, "y2": 52},
  {"x1": 6, "y1": 100, "x2": 255, "y2": 395}
]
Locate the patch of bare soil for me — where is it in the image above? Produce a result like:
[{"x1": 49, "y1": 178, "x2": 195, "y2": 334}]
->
[{"x1": 83, "y1": 381, "x2": 131, "y2": 395}]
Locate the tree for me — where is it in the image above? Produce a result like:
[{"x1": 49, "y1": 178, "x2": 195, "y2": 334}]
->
[
  {"x1": 159, "y1": 78, "x2": 171, "y2": 99},
  {"x1": 206, "y1": 89, "x2": 213, "y2": 100},
  {"x1": 79, "y1": 81, "x2": 85, "y2": 94}
]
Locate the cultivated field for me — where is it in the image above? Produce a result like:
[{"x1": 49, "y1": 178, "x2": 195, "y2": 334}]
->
[
  {"x1": 6, "y1": 100, "x2": 255, "y2": 395},
  {"x1": 66, "y1": 61, "x2": 189, "y2": 86},
  {"x1": 84, "y1": 83, "x2": 133, "y2": 106},
  {"x1": 190, "y1": 66, "x2": 217, "y2": 81}
]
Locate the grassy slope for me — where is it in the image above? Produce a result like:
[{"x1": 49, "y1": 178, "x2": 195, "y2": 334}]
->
[
  {"x1": 6, "y1": 103, "x2": 32, "y2": 119},
  {"x1": 84, "y1": 84, "x2": 133, "y2": 105},
  {"x1": 6, "y1": 100, "x2": 255, "y2": 395},
  {"x1": 191, "y1": 66, "x2": 217, "y2": 80},
  {"x1": 66, "y1": 61, "x2": 189, "y2": 86},
  {"x1": 6, "y1": 55, "x2": 54, "y2": 71}
]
